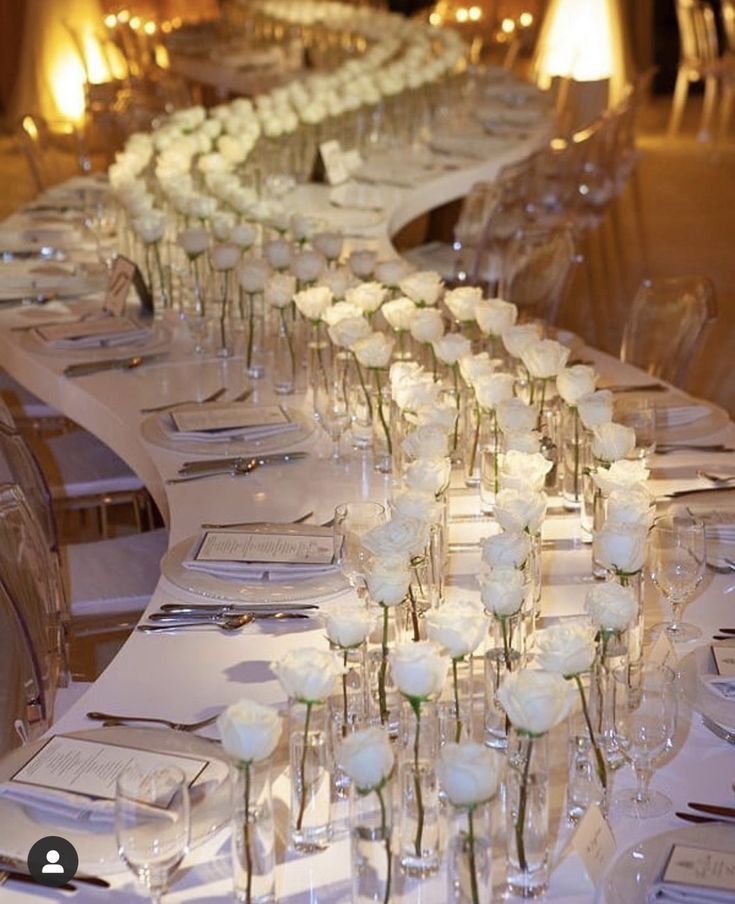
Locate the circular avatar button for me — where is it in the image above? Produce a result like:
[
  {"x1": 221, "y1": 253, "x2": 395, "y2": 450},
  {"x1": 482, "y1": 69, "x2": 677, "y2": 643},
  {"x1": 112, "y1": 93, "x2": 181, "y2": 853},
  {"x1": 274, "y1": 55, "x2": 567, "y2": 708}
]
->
[{"x1": 27, "y1": 835, "x2": 79, "y2": 887}]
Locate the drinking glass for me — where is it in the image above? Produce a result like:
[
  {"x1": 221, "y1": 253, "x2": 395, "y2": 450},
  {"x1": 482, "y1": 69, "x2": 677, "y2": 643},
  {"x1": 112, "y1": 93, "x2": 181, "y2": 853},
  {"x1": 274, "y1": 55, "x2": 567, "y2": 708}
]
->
[
  {"x1": 115, "y1": 766, "x2": 190, "y2": 903},
  {"x1": 612, "y1": 664, "x2": 677, "y2": 818},
  {"x1": 315, "y1": 379, "x2": 350, "y2": 461},
  {"x1": 649, "y1": 513, "x2": 706, "y2": 642},
  {"x1": 614, "y1": 397, "x2": 656, "y2": 460},
  {"x1": 333, "y1": 502, "x2": 385, "y2": 592}
]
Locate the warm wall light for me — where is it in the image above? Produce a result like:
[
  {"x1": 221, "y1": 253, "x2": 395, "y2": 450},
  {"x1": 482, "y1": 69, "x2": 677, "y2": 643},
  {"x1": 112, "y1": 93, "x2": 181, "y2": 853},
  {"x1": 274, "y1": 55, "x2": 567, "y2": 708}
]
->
[
  {"x1": 456, "y1": 8, "x2": 469, "y2": 23},
  {"x1": 468, "y1": 6, "x2": 482, "y2": 21},
  {"x1": 519, "y1": 11, "x2": 533, "y2": 27},
  {"x1": 533, "y1": 0, "x2": 629, "y2": 103},
  {"x1": 144, "y1": 21, "x2": 157, "y2": 35},
  {"x1": 501, "y1": 17, "x2": 515, "y2": 33},
  {"x1": 117, "y1": 9, "x2": 130, "y2": 23}
]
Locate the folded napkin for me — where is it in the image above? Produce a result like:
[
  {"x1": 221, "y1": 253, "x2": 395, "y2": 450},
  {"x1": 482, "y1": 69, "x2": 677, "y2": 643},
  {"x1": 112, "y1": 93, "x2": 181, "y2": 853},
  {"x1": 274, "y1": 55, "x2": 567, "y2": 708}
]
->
[
  {"x1": 184, "y1": 560, "x2": 337, "y2": 582},
  {"x1": 656, "y1": 404, "x2": 711, "y2": 428},
  {"x1": 0, "y1": 783, "x2": 113, "y2": 824},
  {"x1": 701, "y1": 676, "x2": 735, "y2": 701}
]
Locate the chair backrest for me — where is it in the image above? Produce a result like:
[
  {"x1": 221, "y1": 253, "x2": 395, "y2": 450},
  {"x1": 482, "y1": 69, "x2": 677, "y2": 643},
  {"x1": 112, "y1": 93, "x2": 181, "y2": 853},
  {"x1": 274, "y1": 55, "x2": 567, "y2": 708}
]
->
[
  {"x1": 676, "y1": 0, "x2": 720, "y2": 68},
  {"x1": 620, "y1": 276, "x2": 718, "y2": 386},
  {"x1": 499, "y1": 222, "x2": 577, "y2": 325},
  {"x1": 722, "y1": 0, "x2": 735, "y2": 53},
  {"x1": 14, "y1": 115, "x2": 91, "y2": 194},
  {"x1": 453, "y1": 182, "x2": 502, "y2": 248},
  {"x1": 0, "y1": 484, "x2": 63, "y2": 745}
]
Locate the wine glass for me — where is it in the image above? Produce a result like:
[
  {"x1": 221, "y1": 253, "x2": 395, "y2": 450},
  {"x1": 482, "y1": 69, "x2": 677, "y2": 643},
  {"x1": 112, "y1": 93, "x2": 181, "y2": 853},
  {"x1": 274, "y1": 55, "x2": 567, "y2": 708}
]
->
[
  {"x1": 614, "y1": 397, "x2": 656, "y2": 460},
  {"x1": 649, "y1": 513, "x2": 706, "y2": 642},
  {"x1": 314, "y1": 379, "x2": 350, "y2": 461},
  {"x1": 612, "y1": 663, "x2": 677, "y2": 818},
  {"x1": 115, "y1": 766, "x2": 190, "y2": 903},
  {"x1": 333, "y1": 501, "x2": 385, "y2": 593}
]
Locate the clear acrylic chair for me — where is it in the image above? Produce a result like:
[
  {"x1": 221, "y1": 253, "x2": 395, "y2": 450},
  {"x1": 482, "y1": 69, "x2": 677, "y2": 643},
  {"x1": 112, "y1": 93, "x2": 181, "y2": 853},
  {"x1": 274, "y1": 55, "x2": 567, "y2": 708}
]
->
[
  {"x1": 14, "y1": 114, "x2": 92, "y2": 195},
  {"x1": 620, "y1": 276, "x2": 718, "y2": 386}
]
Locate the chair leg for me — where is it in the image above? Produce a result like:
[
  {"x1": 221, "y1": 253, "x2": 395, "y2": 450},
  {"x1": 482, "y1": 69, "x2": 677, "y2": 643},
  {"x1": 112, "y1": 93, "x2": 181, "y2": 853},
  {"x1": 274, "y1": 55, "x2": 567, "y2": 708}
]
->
[
  {"x1": 719, "y1": 82, "x2": 735, "y2": 141},
  {"x1": 668, "y1": 69, "x2": 690, "y2": 136},
  {"x1": 698, "y1": 75, "x2": 719, "y2": 141}
]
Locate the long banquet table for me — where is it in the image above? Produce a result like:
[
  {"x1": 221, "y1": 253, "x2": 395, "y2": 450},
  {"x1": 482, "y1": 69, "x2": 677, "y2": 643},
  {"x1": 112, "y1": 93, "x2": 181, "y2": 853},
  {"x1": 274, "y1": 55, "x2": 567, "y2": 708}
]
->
[{"x1": 1, "y1": 154, "x2": 735, "y2": 902}]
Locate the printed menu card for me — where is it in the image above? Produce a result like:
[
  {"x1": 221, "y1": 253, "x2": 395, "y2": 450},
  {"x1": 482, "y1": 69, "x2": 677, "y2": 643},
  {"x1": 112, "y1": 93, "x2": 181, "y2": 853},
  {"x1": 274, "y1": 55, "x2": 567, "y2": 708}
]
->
[
  {"x1": 195, "y1": 529, "x2": 334, "y2": 566},
  {"x1": 171, "y1": 403, "x2": 293, "y2": 435},
  {"x1": 658, "y1": 845, "x2": 735, "y2": 897}
]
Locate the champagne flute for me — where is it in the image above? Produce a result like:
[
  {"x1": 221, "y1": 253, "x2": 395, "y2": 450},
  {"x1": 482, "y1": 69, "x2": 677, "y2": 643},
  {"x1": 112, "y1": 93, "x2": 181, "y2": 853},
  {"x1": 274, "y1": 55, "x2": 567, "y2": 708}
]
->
[
  {"x1": 612, "y1": 663, "x2": 677, "y2": 818},
  {"x1": 333, "y1": 501, "x2": 385, "y2": 593},
  {"x1": 315, "y1": 378, "x2": 350, "y2": 461},
  {"x1": 649, "y1": 513, "x2": 706, "y2": 642},
  {"x1": 116, "y1": 766, "x2": 190, "y2": 903}
]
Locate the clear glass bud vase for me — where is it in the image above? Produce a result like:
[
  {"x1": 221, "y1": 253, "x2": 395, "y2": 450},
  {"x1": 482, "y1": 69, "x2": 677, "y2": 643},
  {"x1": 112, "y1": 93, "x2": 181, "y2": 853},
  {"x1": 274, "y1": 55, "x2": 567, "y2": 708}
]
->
[
  {"x1": 484, "y1": 611, "x2": 524, "y2": 749},
  {"x1": 561, "y1": 406, "x2": 586, "y2": 511},
  {"x1": 231, "y1": 762, "x2": 276, "y2": 904},
  {"x1": 589, "y1": 628, "x2": 629, "y2": 772},
  {"x1": 273, "y1": 309, "x2": 296, "y2": 394},
  {"x1": 448, "y1": 799, "x2": 493, "y2": 904},
  {"x1": 350, "y1": 780, "x2": 394, "y2": 904},
  {"x1": 288, "y1": 700, "x2": 331, "y2": 852}
]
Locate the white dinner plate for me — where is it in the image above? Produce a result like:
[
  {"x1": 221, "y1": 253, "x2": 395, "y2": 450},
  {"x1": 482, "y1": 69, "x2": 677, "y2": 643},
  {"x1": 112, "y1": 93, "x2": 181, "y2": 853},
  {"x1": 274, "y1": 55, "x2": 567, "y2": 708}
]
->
[
  {"x1": 0, "y1": 726, "x2": 230, "y2": 876},
  {"x1": 21, "y1": 321, "x2": 172, "y2": 359},
  {"x1": 160, "y1": 534, "x2": 348, "y2": 604},
  {"x1": 679, "y1": 644, "x2": 735, "y2": 731},
  {"x1": 600, "y1": 823, "x2": 735, "y2": 903},
  {"x1": 140, "y1": 403, "x2": 316, "y2": 456}
]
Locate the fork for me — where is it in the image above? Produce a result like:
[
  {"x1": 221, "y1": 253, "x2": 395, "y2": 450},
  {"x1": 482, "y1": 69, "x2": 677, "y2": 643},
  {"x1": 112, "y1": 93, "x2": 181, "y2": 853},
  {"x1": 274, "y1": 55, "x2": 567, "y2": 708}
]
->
[
  {"x1": 137, "y1": 613, "x2": 255, "y2": 632},
  {"x1": 201, "y1": 510, "x2": 313, "y2": 529},
  {"x1": 87, "y1": 710, "x2": 221, "y2": 731},
  {"x1": 166, "y1": 459, "x2": 259, "y2": 484},
  {"x1": 141, "y1": 386, "x2": 226, "y2": 414}
]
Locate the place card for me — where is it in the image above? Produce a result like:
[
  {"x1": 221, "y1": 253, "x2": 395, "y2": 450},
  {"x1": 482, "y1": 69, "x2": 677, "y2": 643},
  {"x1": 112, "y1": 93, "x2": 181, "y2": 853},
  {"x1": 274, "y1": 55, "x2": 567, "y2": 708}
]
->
[
  {"x1": 35, "y1": 315, "x2": 144, "y2": 343},
  {"x1": 649, "y1": 630, "x2": 678, "y2": 668},
  {"x1": 557, "y1": 804, "x2": 616, "y2": 887},
  {"x1": 661, "y1": 844, "x2": 735, "y2": 894},
  {"x1": 194, "y1": 529, "x2": 335, "y2": 566},
  {"x1": 10, "y1": 736, "x2": 211, "y2": 804},
  {"x1": 318, "y1": 140, "x2": 349, "y2": 185},
  {"x1": 712, "y1": 644, "x2": 735, "y2": 678},
  {"x1": 103, "y1": 255, "x2": 137, "y2": 315},
  {"x1": 171, "y1": 403, "x2": 289, "y2": 434}
]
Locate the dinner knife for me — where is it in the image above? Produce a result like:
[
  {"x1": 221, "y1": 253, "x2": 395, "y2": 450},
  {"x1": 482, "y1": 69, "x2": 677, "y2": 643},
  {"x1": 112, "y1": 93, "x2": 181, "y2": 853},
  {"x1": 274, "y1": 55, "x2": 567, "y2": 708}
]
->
[
  {"x1": 64, "y1": 354, "x2": 158, "y2": 378},
  {"x1": 687, "y1": 802, "x2": 735, "y2": 820},
  {"x1": 665, "y1": 486, "x2": 735, "y2": 499},
  {"x1": 179, "y1": 451, "x2": 309, "y2": 473},
  {"x1": 159, "y1": 602, "x2": 318, "y2": 614},
  {"x1": 148, "y1": 611, "x2": 310, "y2": 622},
  {"x1": 676, "y1": 811, "x2": 726, "y2": 825}
]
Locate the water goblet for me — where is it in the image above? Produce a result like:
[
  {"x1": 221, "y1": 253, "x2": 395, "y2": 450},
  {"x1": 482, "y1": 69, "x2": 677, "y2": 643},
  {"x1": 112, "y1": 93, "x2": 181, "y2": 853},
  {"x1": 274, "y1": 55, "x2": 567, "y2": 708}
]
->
[
  {"x1": 612, "y1": 663, "x2": 677, "y2": 818},
  {"x1": 615, "y1": 397, "x2": 656, "y2": 460},
  {"x1": 315, "y1": 379, "x2": 350, "y2": 461},
  {"x1": 649, "y1": 513, "x2": 706, "y2": 642},
  {"x1": 333, "y1": 501, "x2": 385, "y2": 593},
  {"x1": 115, "y1": 765, "x2": 190, "y2": 903}
]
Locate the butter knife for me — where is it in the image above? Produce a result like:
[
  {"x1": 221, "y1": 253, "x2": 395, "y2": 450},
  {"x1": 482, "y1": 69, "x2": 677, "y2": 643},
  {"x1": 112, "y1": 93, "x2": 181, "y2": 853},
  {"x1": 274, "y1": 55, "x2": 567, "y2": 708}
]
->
[
  {"x1": 64, "y1": 354, "x2": 157, "y2": 378},
  {"x1": 180, "y1": 451, "x2": 308, "y2": 473}
]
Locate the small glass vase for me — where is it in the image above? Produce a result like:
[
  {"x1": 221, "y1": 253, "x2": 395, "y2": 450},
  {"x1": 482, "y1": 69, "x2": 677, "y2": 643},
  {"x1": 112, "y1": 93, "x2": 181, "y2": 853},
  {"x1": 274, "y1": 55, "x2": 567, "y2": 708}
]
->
[
  {"x1": 561, "y1": 406, "x2": 586, "y2": 511},
  {"x1": 307, "y1": 324, "x2": 331, "y2": 415},
  {"x1": 230, "y1": 762, "x2": 276, "y2": 904},
  {"x1": 447, "y1": 800, "x2": 493, "y2": 904},
  {"x1": 288, "y1": 700, "x2": 331, "y2": 852},
  {"x1": 348, "y1": 356, "x2": 374, "y2": 450},
  {"x1": 371, "y1": 372, "x2": 392, "y2": 474},
  {"x1": 350, "y1": 781, "x2": 394, "y2": 904},
  {"x1": 589, "y1": 627, "x2": 629, "y2": 773},
  {"x1": 439, "y1": 656, "x2": 474, "y2": 745},
  {"x1": 242, "y1": 290, "x2": 267, "y2": 379},
  {"x1": 566, "y1": 727, "x2": 605, "y2": 825},
  {"x1": 483, "y1": 612, "x2": 524, "y2": 750},
  {"x1": 505, "y1": 729, "x2": 550, "y2": 899},
  {"x1": 273, "y1": 309, "x2": 296, "y2": 394},
  {"x1": 329, "y1": 645, "x2": 368, "y2": 800},
  {"x1": 463, "y1": 403, "x2": 488, "y2": 488}
]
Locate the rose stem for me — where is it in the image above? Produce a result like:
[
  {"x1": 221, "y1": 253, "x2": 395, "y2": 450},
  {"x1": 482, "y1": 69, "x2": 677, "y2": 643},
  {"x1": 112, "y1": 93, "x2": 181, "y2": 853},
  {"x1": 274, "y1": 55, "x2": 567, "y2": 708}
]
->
[
  {"x1": 452, "y1": 658, "x2": 462, "y2": 743},
  {"x1": 468, "y1": 402, "x2": 481, "y2": 476},
  {"x1": 377, "y1": 786, "x2": 392, "y2": 904},
  {"x1": 379, "y1": 605, "x2": 389, "y2": 724},
  {"x1": 412, "y1": 700, "x2": 424, "y2": 857},
  {"x1": 574, "y1": 674, "x2": 607, "y2": 792},
  {"x1": 342, "y1": 650, "x2": 349, "y2": 738},
  {"x1": 244, "y1": 762, "x2": 253, "y2": 904},
  {"x1": 408, "y1": 586, "x2": 421, "y2": 642},
  {"x1": 516, "y1": 736, "x2": 532, "y2": 873},
  {"x1": 295, "y1": 702, "x2": 312, "y2": 831},
  {"x1": 467, "y1": 805, "x2": 480, "y2": 904},
  {"x1": 374, "y1": 369, "x2": 392, "y2": 455}
]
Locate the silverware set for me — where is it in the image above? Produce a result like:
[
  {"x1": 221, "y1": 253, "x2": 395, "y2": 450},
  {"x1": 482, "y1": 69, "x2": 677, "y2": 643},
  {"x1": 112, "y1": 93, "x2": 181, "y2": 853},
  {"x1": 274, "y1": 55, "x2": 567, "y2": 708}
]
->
[
  {"x1": 63, "y1": 353, "x2": 158, "y2": 378},
  {"x1": 677, "y1": 800, "x2": 735, "y2": 825},
  {"x1": 86, "y1": 710, "x2": 221, "y2": 731},
  {"x1": 166, "y1": 451, "x2": 308, "y2": 484},
  {"x1": 201, "y1": 511, "x2": 313, "y2": 529},
  {"x1": 136, "y1": 601, "x2": 317, "y2": 633}
]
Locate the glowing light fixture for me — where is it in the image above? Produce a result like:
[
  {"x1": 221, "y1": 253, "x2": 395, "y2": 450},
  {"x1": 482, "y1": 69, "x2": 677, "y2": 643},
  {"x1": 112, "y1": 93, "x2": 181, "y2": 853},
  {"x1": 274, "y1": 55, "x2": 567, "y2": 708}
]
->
[
  {"x1": 533, "y1": 0, "x2": 629, "y2": 103},
  {"x1": 501, "y1": 18, "x2": 516, "y2": 34},
  {"x1": 144, "y1": 21, "x2": 157, "y2": 36},
  {"x1": 456, "y1": 8, "x2": 469, "y2": 23},
  {"x1": 117, "y1": 9, "x2": 130, "y2": 23},
  {"x1": 519, "y1": 12, "x2": 533, "y2": 28},
  {"x1": 468, "y1": 6, "x2": 482, "y2": 22}
]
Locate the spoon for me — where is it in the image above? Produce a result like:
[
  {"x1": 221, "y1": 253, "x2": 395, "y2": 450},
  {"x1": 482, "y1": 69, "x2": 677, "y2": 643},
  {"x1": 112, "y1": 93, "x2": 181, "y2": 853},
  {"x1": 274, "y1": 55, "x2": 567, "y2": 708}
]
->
[
  {"x1": 137, "y1": 613, "x2": 254, "y2": 632},
  {"x1": 166, "y1": 459, "x2": 260, "y2": 485},
  {"x1": 86, "y1": 711, "x2": 220, "y2": 731}
]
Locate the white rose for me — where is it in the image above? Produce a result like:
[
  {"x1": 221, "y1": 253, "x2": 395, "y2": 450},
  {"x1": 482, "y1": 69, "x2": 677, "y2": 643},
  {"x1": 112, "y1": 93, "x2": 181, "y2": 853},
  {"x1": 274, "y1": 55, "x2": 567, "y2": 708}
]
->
[
  {"x1": 230, "y1": 223, "x2": 256, "y2": 250},
  {"x1": 346, "y1": 282, "x2": 387, "y2": 315},
  {"x1": 502, "y1": 323, "x2": 542, "y2": 359},
  {"x1": 319, "y1": 267, "x2": 353, "y2": 300},
  {"x1": 401, "y1": 424, "x2": 449, "y2": 460},
  {"x1": 410, "y1": 309, "x2": 445, "y2": 344},
  {"x1": 399, "y1": 270, "x2": 444, "y2": 306},
  {"x1": 533, "y1": 624, "x2": 597, "y2": 676},
  {"x1": 474, "y1": 373, "x2": 516, "y2": 410},
  {"x1": 496, "y1": 398, "x2": 536, "y2": 433},
  {"x1": 177, "y1": 227, "x2": 209, "y2": 257},
  {"x1": 578, "y1": 390, "x2": 614, "y2": 429},
  {"x1": 504, "y1": 430, "x2": 542, "y2": 453},
  {"x1": 239, "y1": 258, "x2": 270, "y2": 293},
  {"x1": 375, "y1": 258, "x2": 412, "y2": 288},
  {"x1": 444, "y1": 286, "x2": 482, "y2": 322},
  {"x1": 557, "y1": 365, "x2": 598, "y2": 406},
  {"x1": 294, "y1": 285, "x2": 333, "y2": 321},
  {"x1": 521, "y1": 339, "x2": 570, "y2": 379},
  {"x1": 438, "y1": 742, "x2": 500, "y2": 807},
  {"x1": 459, "y1": 352, "x2": 494, "y2": 388},
  {"x1": 475, "y1": 298, "x2": 517, "y2": 336},
  {"x1": 133, "y1": 211, "x2": 167, "y2": 244},
  {"x1": 404, "y1": 457, "x2": 451, "y2": 496},
  {"x1": 313, "y1": 231, "x2": 344, "y2": 261},
  {"x1": 606, "y1": 486, "x2": 654, "y2": 530},
  {"x1": 481, "y1": 531, "x2": 531, "y2": 569},
  {"x1": 410, "y1": 401, "x2": 461, "y2": 431},
  {"x1": 363, "y1": 516, "x2": 427, "y2": 559},
  {"x1": 210, "y1": 243, "x2": 240, "y2": 271},
  {"x1": 325, "y1": 604, "x2": 376, "y2": 649},
  {"x1": 494, "y1": 488, "x2": 548, "y2": 534},
  {"x1": 322, "y1": 301, "x2": 361, "y2": 327},
  {"x1": 389, "y1": 641, "x2": 449, "y2": 700},
  {"x1": 349, "y1": 249, "x2": 378, "y2": 279},
  {"x1": 339, "y1": 726, "x2": 394, "y2": 792},
  {"x1": 426, "y1": 599, "x2": 487, "y2": 659},
  {"x1": 211, "y1": 210, "x2": 236, "y2": 242},
  {"x1": 264, "y1": 273, "x2": 296, "y2": 309},
  {"x1": 592, "y1": 423, "x2": 636, "y2": 463},
  {"x1": 593, "y1": 523, "x2": 647, "y2": 575},
  {"x1": 499, "y1": 450, "x2": 553, "y2": 492},
  {"x1": 217, "y1": 699, "x2": 281, "y2": 764},
  {"x1": 478, "y1": 566, "x2": 527, "y2": 617},
  {"x1": 585, "y1": 582, "x2": 638, "y2": 632},
  {"x1": 433, "y1": 333, "x2": 472, "y2": 366},
  {"x1": 497, "y1": 668, "x2": 576, "y2": 736},
  {"x1": 366, "y1": 555, "x2": 412, "y2": 606},
  {"x1": 352, "y1": 331, "x2": 394, "y2": 368},
  {"x1": 393, "y1": 373, "x2": 440, "y2": 411},
  {"x1": 593, "y1": 459, "x2": 650, "y2": 496},
  {"x1": 292, "y1": 250, "x2": 326, "y2": 284},
  {"x1": 391, "y1": 488, "x2": 443, "y2": 525},
  {"x1": 329, "y1": 315, "x2": 372, "y2": 349},
  {"x1": 382, "y1": 297, "x2": 417, "y2": 331},
  {"x1": 390, "y1": 361, "x2": 423, "y2": 389},
  {"x1": 290, "y1": 214, "x2": 318, "y2": 244},
  {"x1": 271, "y1": 647, "x2": 345, "y2": 703},
  {"x1": 264, "y1": 239, "x2": 294, "y2": 271}
]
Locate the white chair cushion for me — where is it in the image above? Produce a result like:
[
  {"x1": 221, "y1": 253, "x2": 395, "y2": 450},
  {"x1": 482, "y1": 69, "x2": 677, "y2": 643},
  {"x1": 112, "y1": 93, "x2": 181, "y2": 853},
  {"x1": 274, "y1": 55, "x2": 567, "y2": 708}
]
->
[
  {"x1": 62, "y1": 528, "x2": 168, "y2": 618},
  {"x1": 0, "y1": 372, "x2": 61, "y2": 420}
]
